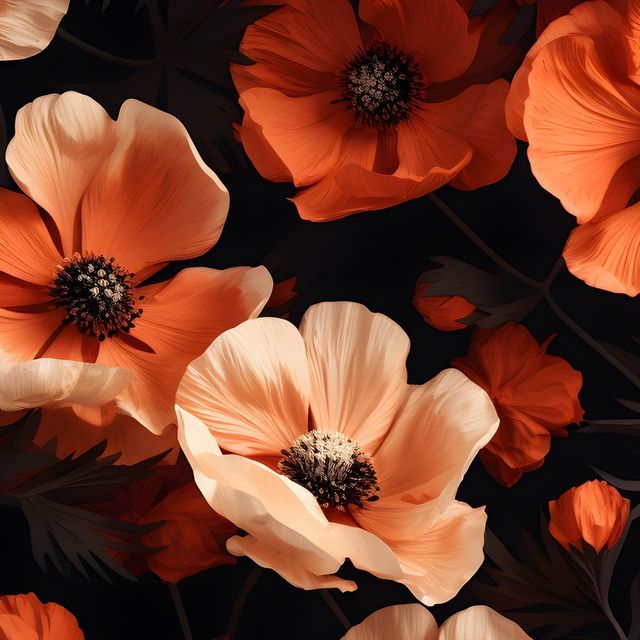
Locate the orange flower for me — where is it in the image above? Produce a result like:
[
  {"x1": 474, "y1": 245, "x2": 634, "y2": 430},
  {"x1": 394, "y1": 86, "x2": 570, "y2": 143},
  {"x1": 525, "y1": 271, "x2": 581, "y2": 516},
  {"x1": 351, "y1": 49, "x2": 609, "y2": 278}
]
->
[
  {"x1": 232, "y1": 0, "x2": 516, "y2": 221},
  {"x1": 413, "y1": 281, "x2": 475, "y2": 331},
  {"x1": 343, "y1": 604, "x2": 531, "y2": 640},
  {"x1": 0, "y1": 592, "x2": 83, "y2": 639},
  {"x1": 0, "y1": 1, "x2": 69, "y2": 61},
  {"x1": 453, "y1": 324, "x2": 584, "y2": 487},
  {"x1": 549, "y1": 480, "x2": 630, "y2": 553},
  {"x1": 0, "y1": 92, "x2": 272, "y2": 434},
  {"x1": 177, "y1": 302, "x2": 499, "y2": 604},
  {"x1": 505, "y1": 0, "x2": 640, "y2": 295}
]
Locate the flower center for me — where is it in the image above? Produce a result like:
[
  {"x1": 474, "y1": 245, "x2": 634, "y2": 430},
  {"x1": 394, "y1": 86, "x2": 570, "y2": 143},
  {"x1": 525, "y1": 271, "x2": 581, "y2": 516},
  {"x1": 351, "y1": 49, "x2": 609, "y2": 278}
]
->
[
  {"x1": 49, "y1": 253, "x2": 144, "y2": 341},
  {"x1": 279, "y1": 431, "x2": 379, "y2": 510},
  {"x1": 342, "y1": 41, "x2": 425, "y2": 128}
]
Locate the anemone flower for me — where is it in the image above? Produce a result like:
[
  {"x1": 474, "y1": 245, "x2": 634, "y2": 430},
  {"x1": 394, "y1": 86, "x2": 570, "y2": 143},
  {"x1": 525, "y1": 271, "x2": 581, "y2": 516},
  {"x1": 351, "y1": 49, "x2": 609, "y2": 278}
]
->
[
  {"x1": 177, "y1": 301, "x2": 499, "y2": 604},
  {"x1": 0, "y1": 91, "x2": 273, "y2": 433}
]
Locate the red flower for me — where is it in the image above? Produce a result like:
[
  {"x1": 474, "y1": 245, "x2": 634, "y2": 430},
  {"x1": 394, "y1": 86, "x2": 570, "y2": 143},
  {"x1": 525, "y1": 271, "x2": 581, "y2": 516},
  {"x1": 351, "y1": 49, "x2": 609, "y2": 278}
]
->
[
  {"x1": 549, "y1": 480, "x2": 630, "y2": 553},
  {"x1": 413, "y1": 281, "x2": 475, "y2": 331},
  {"x1": 453, "y1": 324, "x2": 584, "y2": 487}
]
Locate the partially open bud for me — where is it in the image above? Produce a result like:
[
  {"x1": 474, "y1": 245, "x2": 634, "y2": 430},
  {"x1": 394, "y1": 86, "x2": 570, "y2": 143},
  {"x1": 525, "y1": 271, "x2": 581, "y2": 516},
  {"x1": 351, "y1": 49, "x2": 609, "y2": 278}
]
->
[
  {"x1": 548, "y1": 480, "x2": 630, "y2": 553},
  {"x1": 413, "y1": 281, "x2": 475, "y2": 332}
]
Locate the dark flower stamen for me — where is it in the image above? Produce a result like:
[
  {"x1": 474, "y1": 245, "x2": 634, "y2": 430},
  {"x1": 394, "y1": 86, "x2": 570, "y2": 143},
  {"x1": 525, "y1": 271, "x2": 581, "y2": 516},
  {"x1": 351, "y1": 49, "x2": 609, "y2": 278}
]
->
[
  {"x1": 49, "y1": 252, "x2": 144, "y2": 341},
  {"x1": 342, "y1": 41, "x2": 425, "y2": 128},
  {"x1": 279, "y1": 431, "x2": 380, "y2": 510}
]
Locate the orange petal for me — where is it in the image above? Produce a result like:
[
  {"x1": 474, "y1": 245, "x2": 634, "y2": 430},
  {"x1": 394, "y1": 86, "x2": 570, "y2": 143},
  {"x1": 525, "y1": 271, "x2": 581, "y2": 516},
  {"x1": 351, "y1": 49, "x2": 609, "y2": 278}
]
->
[
  {"x1": 300, "y1": 302, "x2": 409, "y2": 453},
  {"x1": 0, "y1": 188, "x2": 61, "y2": 285},
  {"x1": 6, "y1": 93, "x2": 116, "y2": 257},
  {"x1": 358, "y1": 0, "x2": 479, "y2": 83},
  {"x1": 0, "y1": 0, "x2": 69, "y2": 61},
  {"x1": 564, "y1": 202, "x2": 640, "y2": 296},
  {"x1": 439, "y1": 605, "x2": 532, "y2": 640},
  {"x1": 524, "y1": 33, "x2": 640, "y2": 223},
  {"x1": 80, "y1": 100, "x2": 230, "y2": 279},
  {"x1": 238, "y1": 88, "x2": 352, "y2": 187},
  {"x1": 353, "y1": 369, "x2": 498, "y2": 539},
  {"x1": 232, "y1": 0, "x2": 360, "y2": 96},
  {"x1": 177, "y1": 317, "x2": 309, "y2": 456},
  {"x1": 342, "y1": 604, "x2": 438, "y2": 640},
  {"x1": 0, "y1": 308, "x2": 64, "y2": 362},
  {"x1": 99, "y1": 266, "x2": 272, "y2": 434}
]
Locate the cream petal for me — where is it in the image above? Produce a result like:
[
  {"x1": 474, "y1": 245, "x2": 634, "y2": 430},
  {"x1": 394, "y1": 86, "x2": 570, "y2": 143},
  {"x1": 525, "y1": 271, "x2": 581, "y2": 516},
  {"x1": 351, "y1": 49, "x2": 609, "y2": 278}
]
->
[
  {"x1": 227, "y1": 535, "x2": 356, "y2": 592},
  {"x1": 354, "y1": 369, "x2": 499, "y2": 539},
  {"x1": 0, "y1": 358, "x2": 132, "y2": 412},
  {"x1": 342, "y1": 604, "x2": 438, "y2": 640},
  {"x1": 177, "y1": 317, "x2": 310, "y2": 456},
  {"x1": 0, "y1": 0, "x2": 69, "y2": 61},
  {"x1": 439, "y1": 606, "x2": 532, "y2": 640},
  {"x1": 300, "y1": 302, "x2": 409, "y2": 453},
  {"x1": 6, "y1": 92, "x2": 116, "y2": 256}
]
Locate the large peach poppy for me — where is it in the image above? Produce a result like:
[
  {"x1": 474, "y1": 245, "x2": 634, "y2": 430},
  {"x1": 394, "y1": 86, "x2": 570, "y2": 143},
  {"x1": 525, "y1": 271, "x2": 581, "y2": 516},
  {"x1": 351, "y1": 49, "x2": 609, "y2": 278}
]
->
[
  {"x1": 342, "y1": 604, "x2": 531, "y2": 640},
  {"x1": 0, "y1": 1, "x2": 69, "y2": 61},
  {"x1": 0, "y1": 92, "x2": 273, "y2": 434},
  {"x1": 453, "y1": 324, "x2": 584, "y2": 487},
  {"x1": 0, "y1": 592, "x2": 83, "y2": 639},
  {"x1": 232, "y1": 0, "x2": 516, "y2": 221},
  {"x1": 177, "y1": 302, "x2": 499, "y2": 604},
  {"x1": 505, "y1": 0, "x2": 640, "y2": 295}
]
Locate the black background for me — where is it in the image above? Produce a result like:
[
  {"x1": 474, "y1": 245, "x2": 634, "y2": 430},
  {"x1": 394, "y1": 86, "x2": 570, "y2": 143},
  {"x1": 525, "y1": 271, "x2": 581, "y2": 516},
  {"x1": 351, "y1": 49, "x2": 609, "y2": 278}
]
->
[{"x1": 1, "y1": 1, "x2": 639, "y2": 638}]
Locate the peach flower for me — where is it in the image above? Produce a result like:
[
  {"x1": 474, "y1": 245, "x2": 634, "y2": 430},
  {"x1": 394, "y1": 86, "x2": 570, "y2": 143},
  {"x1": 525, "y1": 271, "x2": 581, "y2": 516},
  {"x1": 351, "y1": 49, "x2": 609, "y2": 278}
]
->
[
  {"x1": 232, "y1": 0, "x2": 516, "y2": 221},
  {"x1": 413, "y1": 281, "x2": 475, "y2": 332},
  {"x1": 0, "y1": 592, "x2": 83, "y2": 639},
  {"x1": 0, "y1": 92, "x2": 272, "y2": 434},
  {"x1": 505, "y1": 0, "x2": 640, "y2": 295},
  {"x1": 177, "y1": 302, "x2": 499, "y2": 604},
  {"x1": 453, "y1": 324, "x2": 584, "y2": 487},
  {"x1": 549, "y1": 479, "x2": 630, "y2": 553},
  {"x1": 342, "y1": 604, "x2": 531, "y2": 639},
  {"x1": 0, "y1": 1, "x2": 69, "y2": 61}
]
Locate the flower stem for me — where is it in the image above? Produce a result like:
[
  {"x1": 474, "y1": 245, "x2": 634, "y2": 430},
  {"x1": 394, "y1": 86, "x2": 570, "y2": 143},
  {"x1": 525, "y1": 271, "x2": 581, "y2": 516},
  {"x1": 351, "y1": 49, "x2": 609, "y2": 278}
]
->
[
  {"x1": 167, "y1": 582, "x2": 194, "y2": 640},
  {"x1": 227, "y1": 565, "x2": 264, "y2": 637},
  {"x1": 319, "y1": 590, "x2": 351, "y2": 630}
]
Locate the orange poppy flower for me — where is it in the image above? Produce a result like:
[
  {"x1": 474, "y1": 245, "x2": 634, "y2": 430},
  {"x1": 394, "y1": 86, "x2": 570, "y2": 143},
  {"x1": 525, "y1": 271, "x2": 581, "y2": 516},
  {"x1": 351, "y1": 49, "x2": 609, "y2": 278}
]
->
[
  {"x1": 343, "y1": 604, "x2": 531, "y2": 640},
  {"x1": 0, "y1": 1, "x2": 69, "y2": 61},
  {"x1": 0, "y1": 592, "x2": 83, "y2": 639},
  {"x1": 413, "y1": 281, "x2": 475, "y2": 332},
  {"x1": 453, "y1": 324, "x2": 584, "y2": 487},
  {"x1": 177, "y1": 302, "x2": 499, "y2": 604},
  {"x1": 505, "y1": 0, "x2": 640, "y2": 295},
  {"x1": 0, "y1": 92, "x2": 273, "y2": 434},
  {"x1": 232, "y1": 0, "x2": 516, "y2": 221},
  {"x1": 549, "y1": 479, "x2": 630, "y2": 553}
]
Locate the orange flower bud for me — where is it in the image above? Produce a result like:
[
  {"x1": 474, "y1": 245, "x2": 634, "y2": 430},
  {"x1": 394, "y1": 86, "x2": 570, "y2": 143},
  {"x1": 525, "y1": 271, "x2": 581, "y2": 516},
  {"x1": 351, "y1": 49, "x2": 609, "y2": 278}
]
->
[
  {"x1": 548, "y1": 480, "x2": 630, "y2": 553},
  {"x1": 413, "y1": 281, "x2": 475, "y2": 332}
]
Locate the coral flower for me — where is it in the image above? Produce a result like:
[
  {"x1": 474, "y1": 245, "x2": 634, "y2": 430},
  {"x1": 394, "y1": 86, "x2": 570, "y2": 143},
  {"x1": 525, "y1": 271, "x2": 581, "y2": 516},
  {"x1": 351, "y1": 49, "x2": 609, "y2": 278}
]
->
[
  {"x1": 505, "y1": 0, "x2": 640, "y2": 295},
  {"x1": 413, "y1": 281, "x2": 475, "y2": 332},
  {"x1": 342, "y1": 604, "x2": 531, "y2": 640},
  {"x1": 0, "y1": 1, "x2": 69, "y2": 61},
  {"x1": 177, "y1": 301, "x2": 499, "y2": 604},
  {"x1": 453, "y1": 324, "x2": 584, "y2": 487},
  {"x1": 0, "y1": 92, "x2": 272, "y2": 433},
  {"x1": 549, "y1": 479, "x2": 631, "y2": 553},
  {"x1": 232, "y1": 0, "x2": 516, "y2": 221},
  {"x1": 0, "y1": 592, "x2": 83, "y2": 639}
]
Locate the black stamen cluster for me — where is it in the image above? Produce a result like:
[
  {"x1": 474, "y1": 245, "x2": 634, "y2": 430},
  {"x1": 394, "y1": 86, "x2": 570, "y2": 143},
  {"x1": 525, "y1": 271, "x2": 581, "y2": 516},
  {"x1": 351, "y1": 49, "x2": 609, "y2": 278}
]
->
[
  {"x1": 49, "y1": 252, "x2": 144, "y2": 341},
  {"x1": 279, "y1": 431, "x2": 380, "y2": 511},
  {"x1": 342, "y1": 41, "x2": 425, "y2": 128}
]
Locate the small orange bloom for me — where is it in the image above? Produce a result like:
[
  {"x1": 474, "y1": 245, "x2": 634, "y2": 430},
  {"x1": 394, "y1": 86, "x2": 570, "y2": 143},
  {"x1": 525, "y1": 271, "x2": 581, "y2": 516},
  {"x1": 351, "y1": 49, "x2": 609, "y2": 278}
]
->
[
  {"x1": 0, "y1": 1, "x2": 69, "y2": 61},
  {"x1": 0, "y1": 592, "x2": 83, "y2": 639},
  {"x1": 549, "y1": 480, "x2": 630, "y2": 553},
  {"x1": 505, "y1": 0, "x2": 640, "y2": 295},
  {"x1": 453, "y1": 324, "x2": 584, "y2": 487},
  {"x1": 0, "y1": 92, "x2": 272, "y2": 434},
  {"x1": 233, "y1": 0, "x2": 516, "y2": 221},
  {"x1": 413, "y1": 281, "x2": 475, "y2": 332}
]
